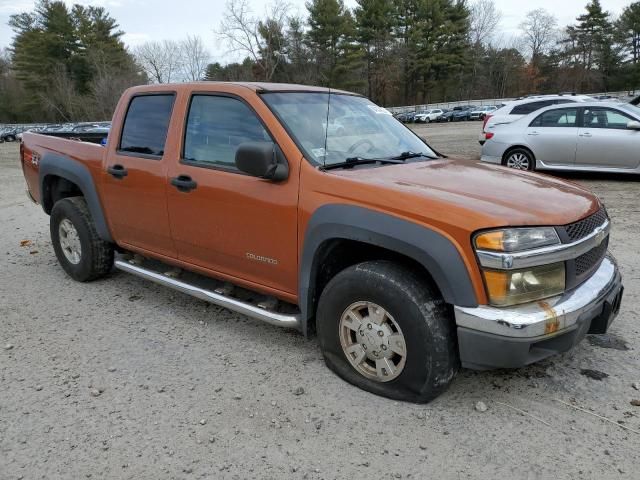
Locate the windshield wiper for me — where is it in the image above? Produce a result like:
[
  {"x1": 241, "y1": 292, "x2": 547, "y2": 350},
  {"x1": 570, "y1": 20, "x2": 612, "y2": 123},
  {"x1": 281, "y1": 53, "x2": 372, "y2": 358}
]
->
[
  {"x1": 322, "y1": 156, "x2": 406, "y2": 170},
  {"x1": 392, "y1": 151, "x2": 438, "y2": 160}
]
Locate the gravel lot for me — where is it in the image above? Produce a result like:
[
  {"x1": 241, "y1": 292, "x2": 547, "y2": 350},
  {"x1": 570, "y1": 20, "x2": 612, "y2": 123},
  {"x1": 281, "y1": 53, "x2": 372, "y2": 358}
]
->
[{"x1": 1, "y1": 122, "x2": 639, "y2": 479}]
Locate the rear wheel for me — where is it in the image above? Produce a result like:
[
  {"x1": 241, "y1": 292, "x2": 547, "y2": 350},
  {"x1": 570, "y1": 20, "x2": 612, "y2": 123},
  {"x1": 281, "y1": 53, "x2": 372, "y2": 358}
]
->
[
  {"x1": 317, "y1": 261, "x2": 459, "y2": 403},
  {"x1": 50, "y1": 197, "x2": 114, "y2": 282},
  {"x1": 504, "y1": 148, "x2": 535, "y2": 171}
]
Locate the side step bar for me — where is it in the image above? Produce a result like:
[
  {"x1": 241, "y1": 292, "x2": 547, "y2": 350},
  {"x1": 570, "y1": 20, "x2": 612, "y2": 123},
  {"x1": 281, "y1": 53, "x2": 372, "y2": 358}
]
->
[{"x1": 114, "y1": 259, "x2": 301, "y2": 329}]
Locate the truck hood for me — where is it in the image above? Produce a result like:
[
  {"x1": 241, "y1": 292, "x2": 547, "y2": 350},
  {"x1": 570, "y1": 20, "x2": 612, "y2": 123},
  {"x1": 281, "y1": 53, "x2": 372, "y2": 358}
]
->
[{"x1": 331, "y1": 158, "x2": 600, "y2": 229}]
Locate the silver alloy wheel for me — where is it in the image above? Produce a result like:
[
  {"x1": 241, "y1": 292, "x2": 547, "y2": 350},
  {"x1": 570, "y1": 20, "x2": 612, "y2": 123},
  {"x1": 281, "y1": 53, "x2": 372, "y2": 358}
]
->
[
  {"x1": 58, "y1": 218, "x2": 82, "y2": 264},
  {"x1": 506, "y1": 152, "x2": 531, "y2": 170},
  {"x1": 339, "y1": 301, "x2": 407, "y2": 382}
]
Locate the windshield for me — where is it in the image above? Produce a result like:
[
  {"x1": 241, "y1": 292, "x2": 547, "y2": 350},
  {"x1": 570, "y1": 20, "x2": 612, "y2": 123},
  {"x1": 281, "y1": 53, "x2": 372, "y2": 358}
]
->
[{"x1": 261, "y1": 92, "x2": 436, "y2": 166}]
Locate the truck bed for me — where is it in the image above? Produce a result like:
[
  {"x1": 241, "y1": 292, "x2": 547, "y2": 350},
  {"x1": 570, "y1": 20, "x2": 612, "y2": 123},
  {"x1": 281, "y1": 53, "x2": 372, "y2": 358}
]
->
[{"x1": 21, "y1": 132, "x2": 106, "y2": 205}]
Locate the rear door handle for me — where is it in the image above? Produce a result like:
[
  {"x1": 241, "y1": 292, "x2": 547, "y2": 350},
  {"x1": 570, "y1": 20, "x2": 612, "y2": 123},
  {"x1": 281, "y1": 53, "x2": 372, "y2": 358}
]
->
[
  {"x1": 170, "y1": 175, "x2": 197, "y2": 192},
  {"x1": 579, "y1": 132, "x2": 592, "y2": 137},
  {"x1": 527, "y1": 131, "x2": 540, "y2": 136},
  {"x1": 107, "y1": 164, "x2": 128, "y2": 179}
]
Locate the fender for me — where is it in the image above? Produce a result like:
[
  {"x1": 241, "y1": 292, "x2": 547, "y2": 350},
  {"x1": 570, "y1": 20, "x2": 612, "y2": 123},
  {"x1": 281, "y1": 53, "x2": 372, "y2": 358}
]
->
[
  {"x1": 39, "y1": 153, "x2": 113, "y2": 243},
  {"x1": 300, "y1": 205, "x2": 478, "y2": 333}
]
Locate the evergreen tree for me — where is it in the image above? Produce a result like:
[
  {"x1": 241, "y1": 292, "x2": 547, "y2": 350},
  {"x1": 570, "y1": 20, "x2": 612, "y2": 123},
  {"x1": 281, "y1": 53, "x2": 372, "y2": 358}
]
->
[
  {"x1": 8, "y1": 0, "x2": 141, "y2": 121},
  {"x1": 618, "y1": 2, "x2": 640, "y2": 89},
  {"x1": 355, "y1": 0, "x2": 396, "y2": 103},
  {"x1": 306, "y1": 0, "x2": 364, "y2": 90},
  {"x1": 564, "y1": 0, "x2": 621, "y2": 91}
]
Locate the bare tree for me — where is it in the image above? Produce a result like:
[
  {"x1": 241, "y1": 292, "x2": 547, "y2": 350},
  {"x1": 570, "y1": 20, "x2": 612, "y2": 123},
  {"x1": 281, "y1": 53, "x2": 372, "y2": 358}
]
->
[
  {"x1": 134, "y1": 40, "x2": 183, "y2": 83},
  {"x1": 180, "y1": 35, "x2": 211, "y2": 81},
  {"x1": 520, "y1": 9, "x2": 559, "y2": 61},
  {"x1": 470, "y1": 0, "x2": 502, "y2": 47},
  {"x1": 217, "y1": 0, "x2": 289, "y2": 81},
  {"x1": 88, "y1": 51, "x2": 145, "y2": 119},
  {"x1": 40, "y1": 65, "x2": 83, "y2": 121}
]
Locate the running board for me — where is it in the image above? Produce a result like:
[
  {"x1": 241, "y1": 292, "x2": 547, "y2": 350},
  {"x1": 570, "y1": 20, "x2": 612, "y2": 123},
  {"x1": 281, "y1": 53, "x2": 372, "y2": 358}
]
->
[{"x1": 114, "y1": 259, "x2": 301, "y2": 329}]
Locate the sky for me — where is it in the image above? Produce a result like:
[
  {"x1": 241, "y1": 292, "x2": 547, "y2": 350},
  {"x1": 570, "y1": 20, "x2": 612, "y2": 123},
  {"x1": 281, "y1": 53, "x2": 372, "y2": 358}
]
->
[{"x1": 0, "y1": 0, "x2": 635, "y2": 61}]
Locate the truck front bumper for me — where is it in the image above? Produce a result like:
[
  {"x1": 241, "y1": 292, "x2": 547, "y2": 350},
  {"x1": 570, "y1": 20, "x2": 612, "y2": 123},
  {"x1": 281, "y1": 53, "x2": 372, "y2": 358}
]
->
[{"x1": 454, "y1": 255, "x2": 623, "y2": 370}]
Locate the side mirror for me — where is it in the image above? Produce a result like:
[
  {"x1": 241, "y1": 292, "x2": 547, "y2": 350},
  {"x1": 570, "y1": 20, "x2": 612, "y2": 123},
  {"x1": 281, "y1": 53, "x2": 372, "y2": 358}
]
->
[
  {"x1": 235, "y1": 142, "x2": 289, "y2": 181},
  {"x1": 627, "y1": 120, "x2": 640, "y2": 130}
]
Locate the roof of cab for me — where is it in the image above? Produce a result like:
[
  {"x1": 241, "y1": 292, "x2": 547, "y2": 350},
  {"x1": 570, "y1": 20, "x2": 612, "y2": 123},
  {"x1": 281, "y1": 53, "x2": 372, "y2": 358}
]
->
[{"x1": 125, "y1": 82, "x2": 357, "y2": 96}]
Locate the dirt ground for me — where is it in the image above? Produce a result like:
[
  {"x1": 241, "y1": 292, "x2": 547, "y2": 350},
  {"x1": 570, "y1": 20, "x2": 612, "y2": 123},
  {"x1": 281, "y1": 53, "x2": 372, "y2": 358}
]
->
[{"x1": 1, "y1": 123, "x2": 639, "y2": 480}]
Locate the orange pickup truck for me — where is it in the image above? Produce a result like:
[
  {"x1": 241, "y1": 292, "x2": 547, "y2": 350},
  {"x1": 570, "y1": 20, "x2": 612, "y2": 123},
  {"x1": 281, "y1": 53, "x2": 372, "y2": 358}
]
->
[{"x1": 20, "y1": 82, "x2": 623, "y2": 402}]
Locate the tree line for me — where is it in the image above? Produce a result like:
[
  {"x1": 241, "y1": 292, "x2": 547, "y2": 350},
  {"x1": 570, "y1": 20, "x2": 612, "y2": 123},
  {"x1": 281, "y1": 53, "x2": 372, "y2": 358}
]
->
[
  {"x1": 208, "y1": 0, "x2": 640, "y2": 106},
  {"x1": 1, "y1": 0, "x2": 639, "y2": 123}
]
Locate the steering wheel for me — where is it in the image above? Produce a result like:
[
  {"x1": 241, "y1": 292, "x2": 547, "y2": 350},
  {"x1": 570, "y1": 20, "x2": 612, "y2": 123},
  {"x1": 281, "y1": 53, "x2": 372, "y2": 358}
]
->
[{"x1": 346, "y1": 138, "x2": 375, "y2": 156}]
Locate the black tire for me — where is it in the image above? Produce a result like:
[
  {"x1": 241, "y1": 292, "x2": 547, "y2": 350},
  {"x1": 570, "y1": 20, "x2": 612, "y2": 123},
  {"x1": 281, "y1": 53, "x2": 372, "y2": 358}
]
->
[
  {"x1": 50, "y1": 197, "x2": 114, "y2": 282},
  {"x1": 503, "y1": 147, "x2": 535, "y2": 171},
  {"x1": 317, "y1": 260, "x2": 459, "y2": 403},
  {"x1": 6, "y1": 135, "x2": 16, "y2": 142}
]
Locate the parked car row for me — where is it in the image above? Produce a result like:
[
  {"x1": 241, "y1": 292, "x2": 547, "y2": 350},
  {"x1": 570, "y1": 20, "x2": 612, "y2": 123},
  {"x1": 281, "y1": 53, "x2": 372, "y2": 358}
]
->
[
  {"x1": 396, "y1": 104, "x2": 501, "y2": 124},
  {"x1": 0, "y1": 125, "x2": 35, "y2": 142},
  {"x1": 0, "y1": 121, "x2": 110, "y2": 143}
]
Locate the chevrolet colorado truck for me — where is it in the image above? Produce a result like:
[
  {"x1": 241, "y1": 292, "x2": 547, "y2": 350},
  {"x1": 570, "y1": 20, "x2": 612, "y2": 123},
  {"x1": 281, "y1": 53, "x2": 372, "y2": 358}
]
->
[{"x1": 20, "y1": 83, "x2": 624, "y2": 403}]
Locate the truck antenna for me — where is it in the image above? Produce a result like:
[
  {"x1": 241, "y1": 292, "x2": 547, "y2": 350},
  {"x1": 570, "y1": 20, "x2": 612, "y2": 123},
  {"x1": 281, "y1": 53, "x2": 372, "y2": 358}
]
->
[{"x1": 323, "y1": 87, "x2": 331, "y2": 167}]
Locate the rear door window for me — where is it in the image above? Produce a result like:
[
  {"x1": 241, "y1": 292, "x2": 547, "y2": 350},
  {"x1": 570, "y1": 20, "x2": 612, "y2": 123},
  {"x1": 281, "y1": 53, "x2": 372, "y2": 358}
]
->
[
  {"x1": 530, "y1": 108, "x2": 578, "y2": 128},
  {"x1": 119, "y1": 94, "x2": 175, "y2": 157}
]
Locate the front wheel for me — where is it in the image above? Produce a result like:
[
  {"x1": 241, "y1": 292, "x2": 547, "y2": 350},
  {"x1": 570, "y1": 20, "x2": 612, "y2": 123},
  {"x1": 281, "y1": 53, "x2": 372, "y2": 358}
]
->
[
  {"x1": 317, "y1": 261, "x2": 459, "y2": 403},
  {"x1": 50, "y1": 197, "x2": 114, "y2": 282}
]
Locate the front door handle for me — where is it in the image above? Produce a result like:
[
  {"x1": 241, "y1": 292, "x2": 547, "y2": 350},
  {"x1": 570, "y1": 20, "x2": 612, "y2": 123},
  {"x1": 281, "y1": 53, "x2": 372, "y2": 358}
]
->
[
  {"x1": 579, "y1": 132, "x2": 592, "y2": 137},
  {"x1": 107, "y1": 164, "x2": 128, "y2": 179},
  {"x1": 170, "y1": 175, "x2": 197, "y2": 192}
]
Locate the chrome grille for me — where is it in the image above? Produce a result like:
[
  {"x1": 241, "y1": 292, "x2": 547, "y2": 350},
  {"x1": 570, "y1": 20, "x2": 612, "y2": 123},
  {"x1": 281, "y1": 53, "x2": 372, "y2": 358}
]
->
[
  {"x1": 565, "y1": 208, "x2": 608, "y2": 242},
  {"x1": 575, "y1": 237, "x2": 608, "y2": 279}
]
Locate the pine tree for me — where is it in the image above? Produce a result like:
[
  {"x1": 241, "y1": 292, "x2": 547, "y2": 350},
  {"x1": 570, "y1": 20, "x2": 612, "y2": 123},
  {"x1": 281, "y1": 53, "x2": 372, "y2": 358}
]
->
[
  {"x1": 619, "y1": 2, "x2": 640, "y2": 65},
  {"x1": 565, "y1": 0, "x2": 621, "y2": 91},
  {"x1": 616, "y1": 3, "x2": 640, "y2": 90},
  {"x1": 355, "y1": 0, "x2": 396, "y2": 103},
  {"x1": 9, "y1": 0, "x2": 141, "y2": 121},
  {"x1": 306, "y1": 0, "x2": 364, "y2": 90}
]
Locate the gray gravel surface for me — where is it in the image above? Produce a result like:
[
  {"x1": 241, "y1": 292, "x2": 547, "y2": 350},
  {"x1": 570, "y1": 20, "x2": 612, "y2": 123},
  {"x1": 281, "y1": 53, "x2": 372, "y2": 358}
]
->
[{"x1": 1, "y1": 124, "x2": 639, "y2": 479}]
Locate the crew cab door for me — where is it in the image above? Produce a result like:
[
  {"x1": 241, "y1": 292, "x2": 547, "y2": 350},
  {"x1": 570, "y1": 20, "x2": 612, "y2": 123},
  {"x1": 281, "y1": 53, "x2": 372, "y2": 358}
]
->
[
  {"x1": 525, "y1": 107, "x2": 579, "y2": 166},
  {"x1": 101, "y1": 93, "x2": 177, "y2": 257},
  {"x1": 165, "y1": 92, "x2": 299, "y2": 296},
  {"x1": 576, "y1": 106, "x2": 640, "y2": 169}
]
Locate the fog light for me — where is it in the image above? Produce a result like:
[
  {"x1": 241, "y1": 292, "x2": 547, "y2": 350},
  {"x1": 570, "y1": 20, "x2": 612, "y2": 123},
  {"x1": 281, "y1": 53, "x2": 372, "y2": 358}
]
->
[{"x1": 483, "y1": 262, "x2": 566, "y2": 307}]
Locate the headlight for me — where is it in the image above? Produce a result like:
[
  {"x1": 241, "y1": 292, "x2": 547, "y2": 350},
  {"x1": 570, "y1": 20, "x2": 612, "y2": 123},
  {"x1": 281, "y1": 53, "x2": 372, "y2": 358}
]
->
[
  {"x1": 475, "y1": 227, "x2": 560, "y2": 252},
  {"x1": 482, "y1": 262, "x2": 566, "y2": 307},
  {"x1": 474, "y1": 227, "x2": 565, "y2": 307}
]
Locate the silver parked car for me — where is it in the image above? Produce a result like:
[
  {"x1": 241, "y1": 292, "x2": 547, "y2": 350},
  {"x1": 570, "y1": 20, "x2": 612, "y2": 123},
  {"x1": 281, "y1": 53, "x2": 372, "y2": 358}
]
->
[
  {"x1": 481, "y1": 102, "x2": 640, "y2": 173},
  {"x1": 479, "y1": 94, "x2": 593, "y2": 145}
]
